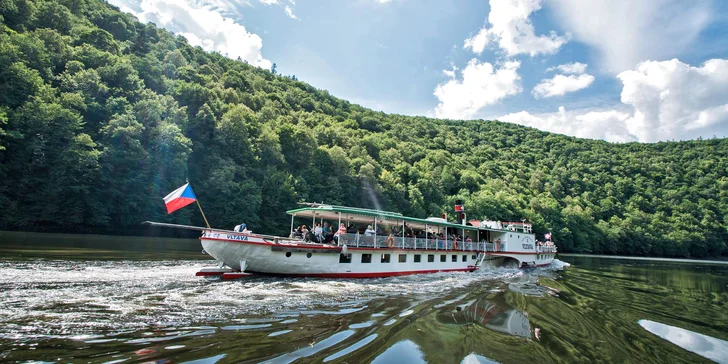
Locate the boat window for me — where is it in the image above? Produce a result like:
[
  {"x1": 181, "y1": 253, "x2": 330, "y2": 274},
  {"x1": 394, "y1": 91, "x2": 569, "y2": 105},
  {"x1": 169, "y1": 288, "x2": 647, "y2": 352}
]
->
[
  {"x1": 339, "y1": 253, "x2": 352, "y2": 263},
  {"x1": 414, "y1": 254, "x2": 421, "y2": 263},
  {"x1": 440, "y1": 255, "x2": 446, "y2": 262},
  {"x1": 398, "y1": 254, "x2": 407, "y2": 263},
  {"x1": 428, "y1": 254, "x2": 435, "y2": 262},
  {"x1": 471, "y1": 255, "x2": 477, "y2": 260},
  {"x1": 307, "y1": 253, "x2": 312, "y2": 258},
  {"x1": 361, "y1": 254, "x2": 372, "y2": 263},
  {"x1": 451, "y1": 255, "x2": 457, "y2": 262},
  {"x1": 381, "y1": 254, "x2": 391, "y2": 263},
  {"x1": 462, "y1": 255, "x2": 467, "y2": 262},
  {"x1": 285, "y1": 252, "x2": 292, "y2": 258}
]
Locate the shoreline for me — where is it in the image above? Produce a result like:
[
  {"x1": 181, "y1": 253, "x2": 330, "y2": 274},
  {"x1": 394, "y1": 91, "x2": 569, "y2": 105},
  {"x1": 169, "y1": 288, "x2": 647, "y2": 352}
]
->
[{"x1": 559, "y1": 253, "x2": 728, "y2": 265}]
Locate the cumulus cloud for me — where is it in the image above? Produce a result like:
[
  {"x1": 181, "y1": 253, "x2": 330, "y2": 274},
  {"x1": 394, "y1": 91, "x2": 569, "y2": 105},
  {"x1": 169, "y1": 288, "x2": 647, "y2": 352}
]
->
[
  {"x1": 546, "y1": 62, "x2": 588, "y2": 74},
  {"x1": 549, "y1": 0, "x2": 712, "y2": 73},
  {"x1": 111, "y1": 0, "x2": 272, "y2": 68},
  {"x1": 532, "y1": 74, "x2": 594, "y2": 98},
  {"x1": 464, "y1": 0, "x2": 569, "y2": 57},
  {"x1": 501, "y1": 106, "x2": 635, "y2": 142},
  {"x1": 501, "y1": 59, "x2": 728, "y2": 142},
  {"x1": 434, "y1": 59, "x2": 521, "y2": 119},
  {"x1": 618, "y1": 58, "x2": 728, "y2": 142}
]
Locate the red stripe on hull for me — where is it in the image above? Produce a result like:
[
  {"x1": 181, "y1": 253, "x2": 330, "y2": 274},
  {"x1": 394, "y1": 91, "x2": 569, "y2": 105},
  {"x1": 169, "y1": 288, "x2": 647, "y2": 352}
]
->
[
  {"x1": 195, "y1": 271, "x2": 226, "y2": 276},
  {"x1": 488, "y1": 251, "x2": 557, "y2": 255},
  {"x1": 250, "y1": 267, "x2": 475, "y2": 278}
]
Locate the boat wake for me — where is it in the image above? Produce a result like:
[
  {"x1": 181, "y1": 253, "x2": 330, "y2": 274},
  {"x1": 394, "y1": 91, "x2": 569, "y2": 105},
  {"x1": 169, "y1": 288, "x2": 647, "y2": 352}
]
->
[{"x1": 0, "y1": 259, "x2": 565, "y2": 341}]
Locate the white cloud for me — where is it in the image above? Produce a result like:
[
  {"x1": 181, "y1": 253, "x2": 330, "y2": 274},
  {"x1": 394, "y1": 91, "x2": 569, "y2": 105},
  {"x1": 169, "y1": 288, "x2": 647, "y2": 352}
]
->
[
  {"x1": 532, "y1": 73, "x2": 594, "y2": 98},
  {"x1": 549, "y1": 0, "x2": 712, "y2": 73},
  {"x1": 259, "y1": 0, "x2": 277, "y2": 4},
  {"x1": 284, "y1": 5, "x2": 297, "y2": 19},
  {"x1": 375, "y1": 0, "x2": 392, "y2": 3},
  {"x1": 500, "y1": 106, "x2": 635, "y2": 142},
  {"x1": 434, "y1": 59, "x2": 522, "y2": 119},
  {"x1": 546, "y1": 62, "x2": 587, "y2": 74},
  {"x1": 464, "y1": 0, "x2": 569, "y2": 57},
  {"x1": 500, "y1": 59, "x2": 728, "y2": 142},
  {"x1": 111, "y1": 0, "x2": 271, "y2": 68},
  {"x1": 618, "y1": 58, "x2": 728, "y2": 142}
]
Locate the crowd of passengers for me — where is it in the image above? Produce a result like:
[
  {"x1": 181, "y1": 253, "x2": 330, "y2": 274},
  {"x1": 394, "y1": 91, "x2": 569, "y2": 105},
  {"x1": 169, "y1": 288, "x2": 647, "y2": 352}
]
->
[{"x1": 291, "y1": 222, "x2": 473, "y2": 245}]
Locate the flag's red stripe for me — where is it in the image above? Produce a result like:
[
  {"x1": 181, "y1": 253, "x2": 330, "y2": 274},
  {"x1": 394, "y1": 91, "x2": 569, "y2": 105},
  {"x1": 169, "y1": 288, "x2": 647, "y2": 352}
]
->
[{"x1": 166, "y1": 197, "x2": 196, "y2": 214}]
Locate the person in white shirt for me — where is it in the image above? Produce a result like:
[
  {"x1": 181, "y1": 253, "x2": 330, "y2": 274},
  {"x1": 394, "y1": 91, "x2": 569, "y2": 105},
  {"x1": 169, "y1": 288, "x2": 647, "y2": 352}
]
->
[
  {"x1": 365, "y1": 225, "x2": 375, "y2": 236},
  {"x1": 314, "y1": 222, "x2": 323, "y2": 241}
]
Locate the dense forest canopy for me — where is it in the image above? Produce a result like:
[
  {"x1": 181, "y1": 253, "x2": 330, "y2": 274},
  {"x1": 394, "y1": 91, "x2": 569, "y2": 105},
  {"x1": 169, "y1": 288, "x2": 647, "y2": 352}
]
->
[{"x1": 0, "y1": 0, "x2": 726, "y2": 258}]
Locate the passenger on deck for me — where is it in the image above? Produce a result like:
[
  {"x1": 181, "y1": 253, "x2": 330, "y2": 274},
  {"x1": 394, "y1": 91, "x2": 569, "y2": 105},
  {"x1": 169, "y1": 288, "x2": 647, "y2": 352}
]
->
[
  {"x1": 294, "y1": 225, "x2": 303, "y2": 238},
  {"x1": 301, "y1": 225, "x2": 310, "y2": 241},
  {"x1": 334, "y1": 223, "x2": 347, "y2": 244},
  {"x1": 365, "y1": 225, "x2": 375, "y2": 236},
  {"x1": 324, "y1": 227, "x2": 335, "y2": 244},
  {"x1": 322, "y1": 222, "x2": 331, "y2": 235},
  {"x1": 314, "y1": 223, "x2": 323, "y2": 241},
  {"x1": 347, "y1": 224, "x2": 357, "y2": 234}
]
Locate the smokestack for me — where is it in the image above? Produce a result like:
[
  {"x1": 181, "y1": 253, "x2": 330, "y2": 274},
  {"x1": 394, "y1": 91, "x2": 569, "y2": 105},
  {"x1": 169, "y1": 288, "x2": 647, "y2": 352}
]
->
[{"x1": 454, "y1": 200, "x2": 464, "y2": 224}]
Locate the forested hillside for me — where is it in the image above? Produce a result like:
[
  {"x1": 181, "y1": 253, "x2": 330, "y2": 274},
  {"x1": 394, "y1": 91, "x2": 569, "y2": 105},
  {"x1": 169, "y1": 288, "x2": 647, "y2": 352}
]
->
[{"x1": 1, "y1": 0, "x2": 726, "y2": 258}]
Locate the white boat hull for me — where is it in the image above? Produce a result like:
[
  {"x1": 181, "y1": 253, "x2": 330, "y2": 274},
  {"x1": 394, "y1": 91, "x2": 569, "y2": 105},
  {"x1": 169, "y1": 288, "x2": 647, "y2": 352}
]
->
[{"x1": 199, "y1": 230, "x2": 555, "y2": 278}]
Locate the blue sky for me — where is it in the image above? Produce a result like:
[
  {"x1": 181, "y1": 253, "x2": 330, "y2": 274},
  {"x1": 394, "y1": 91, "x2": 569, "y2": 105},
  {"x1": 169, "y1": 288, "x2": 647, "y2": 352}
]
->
[{"x1": 110, "y1": 0, "x2": 728, "y2": 143}]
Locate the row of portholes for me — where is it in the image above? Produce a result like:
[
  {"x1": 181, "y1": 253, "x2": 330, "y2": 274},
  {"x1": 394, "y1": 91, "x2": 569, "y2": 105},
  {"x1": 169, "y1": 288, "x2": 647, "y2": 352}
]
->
[{"x1": 285, "y1": 252, "x2": 313, "y2": 258}]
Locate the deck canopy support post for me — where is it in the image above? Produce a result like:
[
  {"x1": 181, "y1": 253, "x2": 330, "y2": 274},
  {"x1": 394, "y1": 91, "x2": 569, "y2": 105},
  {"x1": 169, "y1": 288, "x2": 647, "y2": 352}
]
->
[
  {"x1": 290, "y1": 214, "x2": 295, "y2": 236},
  {"x1": 425, "y1": 223, "x2": 428, "y2": 250},
  {"x1": 402, "y1": 219, "x2": 405, "y2": 249},
  {"x1": 374, "y1": 216, "x2": 377, "y2": 248}
]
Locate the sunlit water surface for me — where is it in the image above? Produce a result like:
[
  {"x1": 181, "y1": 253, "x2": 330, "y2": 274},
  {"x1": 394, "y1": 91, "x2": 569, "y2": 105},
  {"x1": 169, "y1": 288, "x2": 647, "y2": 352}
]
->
[{"x1": 1, "y1": 246, "x2": 727, "y2": 363}]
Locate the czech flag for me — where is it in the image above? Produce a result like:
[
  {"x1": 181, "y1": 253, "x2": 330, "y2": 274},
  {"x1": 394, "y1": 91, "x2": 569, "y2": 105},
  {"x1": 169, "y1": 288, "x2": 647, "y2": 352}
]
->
[
  {"x1": 545, "y1": 232, "x2": 552, "y2": 240},
  {"x1": 163, "y1": 183, "x2": 197, "y2": 214}
]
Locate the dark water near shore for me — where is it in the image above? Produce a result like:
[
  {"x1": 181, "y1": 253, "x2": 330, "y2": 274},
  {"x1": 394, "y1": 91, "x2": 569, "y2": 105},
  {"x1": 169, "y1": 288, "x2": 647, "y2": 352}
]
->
[{"x1": 1, "y1": 236, "x2": 727, "y2": 363}]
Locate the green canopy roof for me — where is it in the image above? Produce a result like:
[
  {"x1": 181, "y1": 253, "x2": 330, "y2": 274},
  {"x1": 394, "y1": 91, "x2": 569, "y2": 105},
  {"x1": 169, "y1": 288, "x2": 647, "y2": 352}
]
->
[{"x1": 286, "y1": 204, "x2": 480, "y2": 231}]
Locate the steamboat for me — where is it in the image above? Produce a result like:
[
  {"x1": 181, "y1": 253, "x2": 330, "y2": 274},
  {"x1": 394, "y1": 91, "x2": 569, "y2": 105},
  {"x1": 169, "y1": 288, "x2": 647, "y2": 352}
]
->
[{"x1": 148, "y1": 202, "x2": 557, "y2": 279}]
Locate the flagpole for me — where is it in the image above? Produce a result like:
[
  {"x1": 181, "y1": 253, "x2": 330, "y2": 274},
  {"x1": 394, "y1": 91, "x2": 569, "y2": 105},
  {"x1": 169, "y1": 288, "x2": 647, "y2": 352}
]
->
[
  {"x1": 186, "y1": 179, "x2": 210, "y2": 229},
  {"x1": 196, "y1": 199, "x2": 211, "y2": 229}
]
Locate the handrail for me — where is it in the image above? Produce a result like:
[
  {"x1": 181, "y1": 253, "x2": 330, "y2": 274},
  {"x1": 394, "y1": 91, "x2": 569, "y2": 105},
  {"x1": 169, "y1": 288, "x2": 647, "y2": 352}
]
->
[{"x1": 336, "y1": 233, "x2": 486, "y2": 251}]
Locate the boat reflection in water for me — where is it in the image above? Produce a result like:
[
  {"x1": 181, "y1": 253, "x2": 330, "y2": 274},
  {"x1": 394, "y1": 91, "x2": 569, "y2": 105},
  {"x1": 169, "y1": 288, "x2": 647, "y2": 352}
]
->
[{"x1": 436, "y1": 293, "x2": 531, "y2": 339}]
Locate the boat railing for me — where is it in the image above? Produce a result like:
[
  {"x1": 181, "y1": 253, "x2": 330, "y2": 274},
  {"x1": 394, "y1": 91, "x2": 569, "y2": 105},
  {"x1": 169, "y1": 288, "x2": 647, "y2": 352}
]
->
[
  {"x1": 536, "y1": 245, "x2": 557, "y2": 253},
  {"x1": 338, "y1": 234, "x2": 486, "y2": 251}
]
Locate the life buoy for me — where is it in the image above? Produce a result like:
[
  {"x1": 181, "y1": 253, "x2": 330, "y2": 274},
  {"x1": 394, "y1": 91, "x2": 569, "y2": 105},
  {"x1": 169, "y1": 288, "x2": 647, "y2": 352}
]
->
[
  {"x1": 453, "y1": 239, "x2": 459, "y2": 250},
  {"x1": 386, "y1": 235, "x2": 396, "y2": 248}
]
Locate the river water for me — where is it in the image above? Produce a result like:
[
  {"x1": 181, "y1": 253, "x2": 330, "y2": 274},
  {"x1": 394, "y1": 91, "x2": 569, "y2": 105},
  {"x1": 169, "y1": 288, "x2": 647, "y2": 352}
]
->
[{"x1": 1, "y1": 239, "x2": 727, "y2": 363}]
